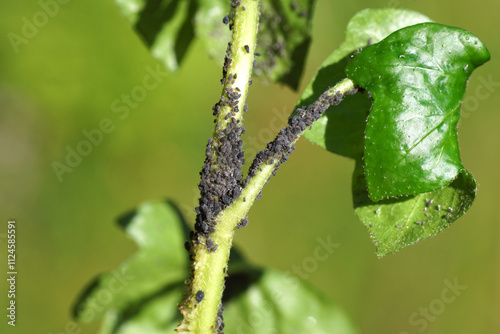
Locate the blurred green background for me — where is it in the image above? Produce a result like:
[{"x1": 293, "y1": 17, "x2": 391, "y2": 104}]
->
[{"x1": 0, "y1": 0, "x2": 499, "y2": 333}]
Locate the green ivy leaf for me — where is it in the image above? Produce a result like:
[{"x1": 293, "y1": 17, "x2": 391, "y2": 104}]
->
[
  {"x1": 297, "y1": 9, "x2": 431, "y2": 157},
  {"x1": 74, "y1": 201, "x2": 357, "y2": 333},
  {"x1": 353, "y1": 163, "x2": 476, "y2": 256},
  {"x1": 346, "y1": 23, "x2": 490, "y2": 201},
  {"x1": 256, "y1": 0, "x2": 316, "y2": 90},
  {"x1": 115, "y1": 0, "x2": 197, "y2": 72},
  {"x1": 194, "y1": 0, "x2": 231, "y2": 61},
  {"x1": 223, "y1": 269, "x2": 357, "y2": 334},
  {"x1": 73, "y1": 200, "x2": 189, "y2": 323}
]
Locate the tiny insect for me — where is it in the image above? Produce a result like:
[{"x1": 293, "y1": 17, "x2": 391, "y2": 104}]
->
[
  {"x1": 196, "y1": 290, "x2": 204, "y2": 303},
  {"x1": 244, "y1": 45, "x2": 250, "y2": 53},
  {"x1": 222, "y1": 15, "x2": 230, "y2": 25}
]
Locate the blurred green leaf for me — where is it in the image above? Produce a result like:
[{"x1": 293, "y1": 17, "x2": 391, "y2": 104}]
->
[
  {"x1": 93, "y1": 256, "x2": 358, "y2": 334},
  {"x1": 346, "y1": 23, "x2": 490, "y2": 201},
  {"x1": 115, "y1": 0, "x2": 197, "y2": 72},
  {"x1": 297, "y1": 9, "x2": 431, "y2": 157},
  {"x1": 353, "y1": 164, "x2": 476, "y2": 257},
  {"x1": 97, "y1": 283, "x2": 184, "y2": 334},
  {"x1": 74, "y1": 202, "x2": 356, "y2": 333},
  {"x1": 73, "y1": 200, "x2": 189, "y2": 323},
  {"x1": 194, "y1": 0, "x2": 231, "y2": 61},
  {"x1": 223, "y1": 269, "x2": 358, "y2": 334},
  {"x1": 255, "y1": 0, "x2": 316, "y2": 90}
]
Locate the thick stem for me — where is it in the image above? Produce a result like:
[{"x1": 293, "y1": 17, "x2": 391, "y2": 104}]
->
[{"x1": 176, "y1": 1, "x2": 260, "y2": 333}]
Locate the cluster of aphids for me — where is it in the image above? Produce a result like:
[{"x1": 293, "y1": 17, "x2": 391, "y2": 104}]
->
[
  {"x1": 193, "y1": 36, "x2": 247, "y2": 252},
  {"x1": 194, "y1": 114, "x2": 245, "y2": 252},
  {"x1": 215, "y1": 303, "x2": 225, "y2": 334},
  {"x1": 246, "y1": 86, "x2": 359, "y2": 182}
]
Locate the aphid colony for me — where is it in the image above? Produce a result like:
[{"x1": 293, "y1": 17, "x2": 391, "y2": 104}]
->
[
  {"x1": 194, "y1": 39, "x2": 246, "y2": 254},
  {"x1": 246, "y1": 87, "x2": 358, "y2": 182},
  {"x1": 181, "y1": 7, "x2": 358, "y2": 332},
  {"x1": 216, "y1": 304, "x2": 225, "y2": 333}
]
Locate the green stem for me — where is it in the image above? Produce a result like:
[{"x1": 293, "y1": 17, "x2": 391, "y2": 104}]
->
[
  {"x1": 176, "y1": 2, "x2": 260, "y2": 333},
  {"x1": 223, "y1": 78, "x2": 357, "y2": 229}
]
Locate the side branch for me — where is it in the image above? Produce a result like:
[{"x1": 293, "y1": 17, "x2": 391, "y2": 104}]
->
[{"x1": 220, "y1": 78, "x2": 359, "y2": 228}]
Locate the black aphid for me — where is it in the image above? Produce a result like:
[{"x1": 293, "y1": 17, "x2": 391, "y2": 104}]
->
[
  {"x1": 195, "y1": 290, "x2": 204, "y2": 303},
  {"x1": 254, "y1": 52, "x2": 261, "y2": 57},
  {"x1": 216, "y1": 304, "x2": 225, "y2": 333},
  {"x1": 206, "y1": 237, "x2": 215, "y2": 249},
  {"x1": 244, "y1": 45, "x2": 250, "y2": 53},
  {"x1": 223, "y1": 15, "x2": 230, "y2": 25},
  {"x1": 237, "y1": 217, "x2": 248, "y2": 229}
]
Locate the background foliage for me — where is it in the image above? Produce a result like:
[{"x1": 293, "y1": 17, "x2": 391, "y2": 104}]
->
[{"x1": 0, "y1": 0, "x2": 499, "y2": 333}]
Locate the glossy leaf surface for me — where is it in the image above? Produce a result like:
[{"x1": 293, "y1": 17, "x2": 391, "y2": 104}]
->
[
  {"x1": 346, "y1": 23, "x2": 490, "y2": 200},
  {"x1": 297, "y1": 9, "x2": 431, "y2": 157},
  {"x1": 353, "y1": 164, "x2": 476, "y2": 256}
]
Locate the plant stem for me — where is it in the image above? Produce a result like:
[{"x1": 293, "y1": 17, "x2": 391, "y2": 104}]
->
[
  {"x1": 223, "y1": 78, "x2": 358, "y2": 230},
  {"x1": 177, "y1": 75, "x2": 357, "y2": 333},
  {"x1": 176, "y1": 1, "x2": 260, "y2": 333}
]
